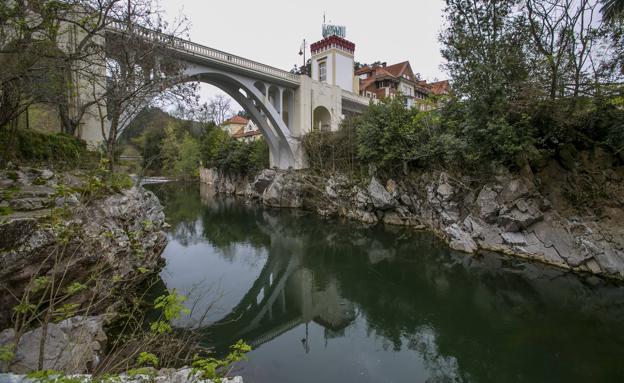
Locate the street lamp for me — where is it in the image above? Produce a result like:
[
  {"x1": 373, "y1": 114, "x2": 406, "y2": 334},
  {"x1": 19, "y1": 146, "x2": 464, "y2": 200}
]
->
[{"x1": 298, "y1": 39, "x2": 307, "y2": 75}]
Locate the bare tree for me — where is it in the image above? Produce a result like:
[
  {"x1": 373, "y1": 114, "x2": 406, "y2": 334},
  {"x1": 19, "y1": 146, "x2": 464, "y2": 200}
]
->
[
  {"x1": 525, "y1": 0, "x2": 578, "y2": 99},
  {"x1": 93, "y1": 0, "x2": 196, "y2": 171},
  {"x1": 205, "y1": 94, "x2": 232, "y2": 126}
]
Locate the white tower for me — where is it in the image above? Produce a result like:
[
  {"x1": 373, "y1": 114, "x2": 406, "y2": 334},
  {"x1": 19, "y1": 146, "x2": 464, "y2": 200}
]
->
[{"x1": 310, "y1": 27, "x2": 357, "y2": 93}]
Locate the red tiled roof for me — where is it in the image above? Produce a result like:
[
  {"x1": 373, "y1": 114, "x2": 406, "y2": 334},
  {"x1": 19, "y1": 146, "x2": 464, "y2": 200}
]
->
[
  {"x1": 383, "y1": 61, "x2": 410, "y2": 78},
  {"x1": 429, "y1": 80, "x2": 450, "y2": 95},
  {"x1": 224, "y1": 115, "x2": 248, "y2": 125},
  {"x1": 355, "y1": 66, "x2": 372, "y2": 76}
]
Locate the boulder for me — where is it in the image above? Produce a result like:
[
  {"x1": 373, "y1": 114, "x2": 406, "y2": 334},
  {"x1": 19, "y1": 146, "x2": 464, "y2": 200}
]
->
[
  {"x1": 262, "y1": 172, "x2": 303, "y2": 208},
  {"x1": 39, "y1": 170, "x2": 54, "y2": 181},
  {"x1": 382, "y1": 211, "x2": 408, "y2": 226},
  {"x1": 325, "y1": 175, "x2": 350, "y2": 201},
  {"x1": 498, "y1": 178, "x2": 531, "y2": 205},
  {"x1": 386, "y1": 179, "x2": 398, "y2": 197},
  {"x1": 445, "y1": 224, "x2": 478, "y2": 253},
  {"x1": 0, "y1": 316, "x2": 106, "y2": 374},
  {"x1": 354, "y1": 187, "x2": 371, "y2": 210},
  {"x1": 251, "y1": 169, "x2": 276, "y2": 194},
  {"x1": 501, "y1": 231, "x2": 529, "y2": 246},
  {"x1": 497, "y1": 199, "x2": 543, "y2": 232},
  {"x1": 367, "y1": 177, "x2": 395, "y2": 210},
  {"x1": 476, "y1": 186, "x2": 500, "y2": 222}
]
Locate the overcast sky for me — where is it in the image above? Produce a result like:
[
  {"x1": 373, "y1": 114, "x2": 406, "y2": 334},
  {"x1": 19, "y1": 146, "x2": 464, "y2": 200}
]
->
[{"x1": 160, "y1": 0, "x2": 447, "y2": 112}]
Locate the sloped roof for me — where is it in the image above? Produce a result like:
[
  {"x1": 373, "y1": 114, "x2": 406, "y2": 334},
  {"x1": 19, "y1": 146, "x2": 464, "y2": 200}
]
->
[
  {"x1": 232, "y1": 128, "x2": 262, "y2": 139},
  {"x1": 383, "y1": 61, "x2": 412, "y2": 78},
  {"x1": 429, "y1": 80, "x2": 450, "y2": 95},
  {"x1": 224, "y1": 115, "x2": 248, "y2": 125}
]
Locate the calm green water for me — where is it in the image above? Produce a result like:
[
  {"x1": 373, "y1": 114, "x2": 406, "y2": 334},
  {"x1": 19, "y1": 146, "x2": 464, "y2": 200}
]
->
[{"x1": 147, "y1": 182, "x2": 624, "y2": 383}]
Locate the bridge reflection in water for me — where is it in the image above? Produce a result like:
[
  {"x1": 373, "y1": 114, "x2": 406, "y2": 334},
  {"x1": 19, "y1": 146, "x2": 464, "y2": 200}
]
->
[
  {"x1": 196, "y1": 184, "x2": 357, "y2": 353},
  {"x1": 147, "y1": 182, "x2": 624, "y2": 383}
]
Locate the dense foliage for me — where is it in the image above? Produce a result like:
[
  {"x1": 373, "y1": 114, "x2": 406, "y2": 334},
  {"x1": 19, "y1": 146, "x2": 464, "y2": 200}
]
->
[
  {"x1": 200, "y1": 126, "x2": 270, "y2": 176},
  {"x1": 305, "y1": 0, "x2": 624, "y2": 176},
  {"x1": 0, "y1": 129, "x2": 88, "y2": 167}
]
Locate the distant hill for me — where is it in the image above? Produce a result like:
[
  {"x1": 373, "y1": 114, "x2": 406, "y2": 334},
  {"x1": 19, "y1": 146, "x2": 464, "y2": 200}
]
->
[
  {"x1": 117, "y1": 107, "x2": 205, "y2": 174},
  {"x1": 119, "y1": 107, "x2": 202, "y2": 146}
]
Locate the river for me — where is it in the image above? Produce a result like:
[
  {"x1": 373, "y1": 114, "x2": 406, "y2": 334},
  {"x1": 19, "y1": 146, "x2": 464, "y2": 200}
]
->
[{"x1": 146, "y1": 182, "x2": 624, "y2": 383}]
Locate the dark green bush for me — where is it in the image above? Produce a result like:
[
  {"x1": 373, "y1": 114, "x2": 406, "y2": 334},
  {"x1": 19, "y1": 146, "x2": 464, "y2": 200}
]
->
[
  {"x1": 302, "y1": 94, "x2": 623, "y2": 177},
  {"x1": 1, "y1": 129, "x2": 88, "y2": 166},
  {"x1": 200, "y1": 126, "x2": 269, "y2": 176}
]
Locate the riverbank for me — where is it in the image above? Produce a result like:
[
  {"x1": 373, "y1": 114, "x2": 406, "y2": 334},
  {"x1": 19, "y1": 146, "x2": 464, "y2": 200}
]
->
[{"x1": 199, "y1": 151, "x2": 624, "y2": 281}]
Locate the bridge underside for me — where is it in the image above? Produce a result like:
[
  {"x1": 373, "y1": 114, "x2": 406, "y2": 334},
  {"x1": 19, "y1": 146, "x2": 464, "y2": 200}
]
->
[{"x1": 185, "y1": 65, "x2": 303, "y2": 169}]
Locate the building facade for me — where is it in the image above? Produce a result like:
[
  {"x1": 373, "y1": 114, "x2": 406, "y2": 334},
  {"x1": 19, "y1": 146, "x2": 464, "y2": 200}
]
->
[
  {"x1": 222, "y1": 115, "x2": 262, "y2": 142},
  {"x1": 310, "y1": 35, "x2": 359, "y2": 94},
  {"x1": 356, "y1": 61, "x2": 449, "y2": 109}
]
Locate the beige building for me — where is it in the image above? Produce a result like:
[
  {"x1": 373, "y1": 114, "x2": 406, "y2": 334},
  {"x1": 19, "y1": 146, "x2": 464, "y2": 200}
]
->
[
  {"x1": 222, "y1": 116, "x2": 262, "y2": 142},
  {"x1": 221, "y1": 115, "x2": 249, "y2": 135}
]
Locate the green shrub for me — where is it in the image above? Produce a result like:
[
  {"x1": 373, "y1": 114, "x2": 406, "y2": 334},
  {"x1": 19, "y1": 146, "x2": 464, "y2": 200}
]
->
[
  {"x1": 0, "y1": 129, "x2": 88, "y2": 167},
  {"x1": 200, "y1": 126, "x2": 269, "y2": 176}
]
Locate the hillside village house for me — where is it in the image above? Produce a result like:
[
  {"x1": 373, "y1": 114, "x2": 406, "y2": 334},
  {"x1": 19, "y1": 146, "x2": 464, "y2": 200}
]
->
[
  {"x1": 355, "y1": 61, "x2": 449, "y2": 109},
  {"x1": 221, "y1": 116, "x2": 262, "y2": 142}
]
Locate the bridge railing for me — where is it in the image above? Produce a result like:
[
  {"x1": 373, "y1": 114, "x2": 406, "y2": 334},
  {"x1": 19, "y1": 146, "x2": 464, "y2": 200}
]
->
[{"x1": 108, "y1": 20, "x2": 300, "y2": 84}]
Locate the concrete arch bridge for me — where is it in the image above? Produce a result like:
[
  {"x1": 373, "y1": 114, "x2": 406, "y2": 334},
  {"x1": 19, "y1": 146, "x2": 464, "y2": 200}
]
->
[{"x1": 93, "y1": 21, "x2": 371, "y2": 169}]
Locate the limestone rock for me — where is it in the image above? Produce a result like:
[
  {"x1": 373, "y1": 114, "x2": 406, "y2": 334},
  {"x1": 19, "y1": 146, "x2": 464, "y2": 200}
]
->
[
  {"x1": 39, "y1": 170, "x2": 54, "y2": 181},
  {"x1": 501, "y1": 232, "x2": 529, "y2": 246},
  {"x1": 498, "y1": 178, "x2": 532, "y2": 205},
  {"x1": 354, "y1": 187, "x2": 371, "y2": 210},
  {"x1": 476, "y1": 186, "x2": 500, "y2": 222},
  {"x1": 0, "y1": 316, "x2": 106, "y2": 374},
  {"x1": 383, "y1": 211, "x2": 408, "y2": 226},
  {"x1": 445, "y1": 224, "x2": 478, "y2": 253},
  {"x1": 0, "y1": 187, "x2": 167, "y2": 329},
  {"x1": 497, "y1": 199, "x2": 543, "y2": 232},
  {"x1": 262, "y1": 172, "x2": 303, "y2": 208},
  {"x1": 251, "y1": 169, "x2": 276, "y2": 194},
  {"x1": 368, "y1": 177, "x2": 395, "y2": 210},
  {"x1": 386, "y1": 179, "x2": 398, "y2": 197},
  {"x1": 0, "y1": 371, "x2": 243, "y2": 383}
]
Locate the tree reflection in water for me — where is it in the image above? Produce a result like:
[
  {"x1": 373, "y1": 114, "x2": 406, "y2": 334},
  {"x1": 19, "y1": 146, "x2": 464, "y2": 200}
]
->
[{"x1": 147, "y1": 182, "x2": 624, "y2": 383}]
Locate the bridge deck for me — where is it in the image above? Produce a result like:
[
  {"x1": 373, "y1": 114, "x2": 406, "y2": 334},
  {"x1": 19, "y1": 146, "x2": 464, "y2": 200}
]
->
[
  {"x1": 109, "y1": 20, "x2": 300, "y2": 85},
  {"x1": 108, "y1": 20, "x2": 371, "y2": 106}
]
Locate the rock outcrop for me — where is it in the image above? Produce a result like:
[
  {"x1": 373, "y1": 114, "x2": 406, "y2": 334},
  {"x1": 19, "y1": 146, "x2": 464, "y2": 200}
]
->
[
  {"x1": 0, "y1": 316, "x2": 107, "y2": 374},
  {"x1": 0, "y1": 167, "x2": 168, "y2": 330},
  {"x1": 200, "y1": 163, "x2": 624, "y2": 280}
]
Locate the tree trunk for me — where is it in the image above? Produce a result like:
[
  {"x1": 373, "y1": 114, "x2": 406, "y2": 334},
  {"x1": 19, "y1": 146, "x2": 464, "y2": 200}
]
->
[
  {"x1": 59, "y1": 104, "x2": 78, "y2": 136},
  {"x1": 106, "y1": 118, "x2": 119, "y2": 173}
]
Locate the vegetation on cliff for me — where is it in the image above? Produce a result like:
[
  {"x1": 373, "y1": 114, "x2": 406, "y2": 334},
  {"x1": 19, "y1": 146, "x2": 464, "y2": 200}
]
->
[{"x1": 305, "y1": 0, "x2": 624, "y2": 177}]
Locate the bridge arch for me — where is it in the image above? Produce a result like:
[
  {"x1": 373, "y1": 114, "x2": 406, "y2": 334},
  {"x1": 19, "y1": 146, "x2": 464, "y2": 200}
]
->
[{"x1": 180, "y1": 65, "x2": 299, "y2": 169}]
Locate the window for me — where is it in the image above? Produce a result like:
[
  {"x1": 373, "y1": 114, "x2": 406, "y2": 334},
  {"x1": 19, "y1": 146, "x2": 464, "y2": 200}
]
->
[{"x1": 319, "y1": 61, "x2": 327, "y2": 82}]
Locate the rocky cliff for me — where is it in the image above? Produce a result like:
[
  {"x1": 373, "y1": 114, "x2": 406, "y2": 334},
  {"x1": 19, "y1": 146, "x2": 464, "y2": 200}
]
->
[
  {"x1": 200, "y1": 154, "x2": 624, "y2": 280},
  {"x1": 0, "y1": 166, "x2": 168, "y2": 374}
]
